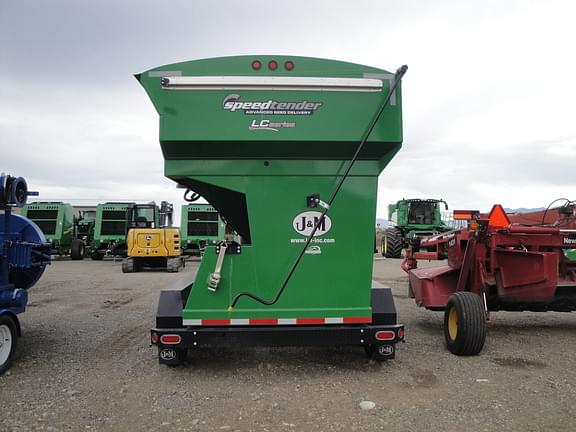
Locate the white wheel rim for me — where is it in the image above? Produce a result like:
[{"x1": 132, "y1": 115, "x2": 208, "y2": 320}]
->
[{"x1": 0, "y1": 324, "x2": 13, "y2": 366}]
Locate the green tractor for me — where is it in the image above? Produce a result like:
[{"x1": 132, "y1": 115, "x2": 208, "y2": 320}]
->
[
  {"x1": 382, "y1": 198, "x2": 450, "y2": 258},
  {"x1": 74, "y1": 209, "x2": 96, "y2": 256},
  {"x1": 20, "y1": 202, "x2": 87, "y2": 259}
]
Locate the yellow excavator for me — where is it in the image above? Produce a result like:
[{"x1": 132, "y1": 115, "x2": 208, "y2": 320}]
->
[{"x1": 121, "y1": 201, "x2": 185, "y2": 273}]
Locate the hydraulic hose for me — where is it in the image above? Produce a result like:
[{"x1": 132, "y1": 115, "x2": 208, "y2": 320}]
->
[
  {"x1": 184, "y1": 189, "x2": 201, "y2": 202},
  {"x1": 541, "y1": 198, "x2": 575, "y2": 225},
  {"x1": 228, "y1": 65, "x2": 408, "y2": 311}
]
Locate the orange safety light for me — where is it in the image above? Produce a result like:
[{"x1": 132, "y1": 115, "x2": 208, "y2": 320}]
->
[
  {"x1": 453, "y1": 210, "x2": 479, "y2": 220},
  {"x1": 487, "y1": 204, "x2": 510, "y2": 228}
]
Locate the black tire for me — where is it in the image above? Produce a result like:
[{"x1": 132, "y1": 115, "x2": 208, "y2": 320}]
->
[
  {"x1": 383, "y1": 227, "x2": 403, "y2": 258},
  {"x1": 70, "y1": 239, "x2": 85, "y2": 260},
  {"x1": 91, "y1": 251, "x2": 104, "y2": 261},
  {"x1": 444, "y1": 292, "x2": 486, "y2": 356},
  {"x1": 122, "y1": 257, "x2": 135, "y2": 273},
  {"x1": 166, "y1": 258, "x2": 175, "y2": 273},
  {"x1": 0, "y1": 315, "x2": 18, "y2": 375},
  {"x1": 167, "y1": 257, "x2": 183, "y2": 273}
]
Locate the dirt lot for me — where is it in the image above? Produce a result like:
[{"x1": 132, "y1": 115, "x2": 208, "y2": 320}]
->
[{"x1": 1, "y1": 256, "x2": 575, "y2": 432}]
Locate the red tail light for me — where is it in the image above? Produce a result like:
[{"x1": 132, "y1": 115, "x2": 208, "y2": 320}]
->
[
  {"x1": 160, "y1": 334, "x2": 181, "y2": 345},
  {"x1": 375, "y1": 330, "x2": 395, "y2": 341},
  {"x1": 397, "y1": 328, "x2": 404, "y2": 339},
  {"x1": 284, "y1": 61, "x2": 295, "y2": 71},
  {"x1": 268, "y1": 60, "x2": 278, "y2": 71},
  {"x1": 151, "y1": 332, "x2": 159, "y2": 344},
  {"x1": 251, "y1": 60, "x2": 262, "y2": 70}
]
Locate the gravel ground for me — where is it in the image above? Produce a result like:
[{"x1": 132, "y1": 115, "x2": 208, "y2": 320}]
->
[{"x1": 1, "y1": 256, "x2": 574, "y2": 432}]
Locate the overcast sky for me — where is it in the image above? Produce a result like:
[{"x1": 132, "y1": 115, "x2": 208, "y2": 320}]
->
[{"x1": 1, "y1": 0, "x2": 575, "y2": 223}]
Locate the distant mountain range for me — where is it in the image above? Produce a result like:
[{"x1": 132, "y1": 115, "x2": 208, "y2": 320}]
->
[{"x1": 504, "y1": 207, "x2": 546, "y2": 213}]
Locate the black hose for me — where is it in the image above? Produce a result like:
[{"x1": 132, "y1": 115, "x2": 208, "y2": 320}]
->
[
  {"x1": 184, "y1": 189, "x2": 201, "y2": 202},
  {"x1": 541, "y1": 198, "x2": 574, "y2": 225},
  {"x1": 228, "y1": 65, "x2": 408, "y2": 311}
]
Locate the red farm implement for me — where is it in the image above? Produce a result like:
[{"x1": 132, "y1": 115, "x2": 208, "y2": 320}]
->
[{"x1": 402, "y1": 204, "x2": 576, "y2": 356}]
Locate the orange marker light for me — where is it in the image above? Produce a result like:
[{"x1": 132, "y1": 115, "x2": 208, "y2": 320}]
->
[{"x1": 453, "y1": 210, "x2": 479, "y2": 220}]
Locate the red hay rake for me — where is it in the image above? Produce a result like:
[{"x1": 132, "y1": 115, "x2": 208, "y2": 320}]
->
[{"x1": 402, "y1": 204, "x2": 576, "y2": 355}]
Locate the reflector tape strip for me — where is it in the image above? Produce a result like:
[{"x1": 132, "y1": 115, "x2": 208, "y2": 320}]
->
[
  {"x1": 161, "y1": 76, "x2": 383, "y2": 92},
  {"x1": 182, "y1": 317, "x2": 372, "y2": 326},
  {"x1": 296, "y1": 318, "x2": 325, "y2": 325},
  {"x1": 343, "y1": 316, "x2": 372, "y2": 324},
  {"x1": 249, "y1": 318, "x2": 279, "y2": 325},
  {"x1": 201, "y1": 319, "x2": 231, "y2": 326}
]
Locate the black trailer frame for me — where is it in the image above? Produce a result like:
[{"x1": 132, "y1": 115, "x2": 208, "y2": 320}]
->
[{"x1": 150, "y1": 280, "x2": 405, "y2": 364}]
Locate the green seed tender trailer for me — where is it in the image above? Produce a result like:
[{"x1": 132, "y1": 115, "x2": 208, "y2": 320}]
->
[
  {"x1": 180, "y1": 204, "x2": 226, "y2": 255},
  {"x1": 137, "y1": 56, "x2": 407, "y2": 364}
]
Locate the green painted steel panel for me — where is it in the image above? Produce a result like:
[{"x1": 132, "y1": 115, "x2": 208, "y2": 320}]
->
[
  {"x1": 138, "y1": 55, "x2": 404, "y2": 322},
  {"x1": 138, "y1": 56, "x2": 402, "y2": 155}
]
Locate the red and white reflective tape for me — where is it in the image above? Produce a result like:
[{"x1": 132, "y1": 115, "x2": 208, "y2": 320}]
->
[{"x1": 182, "y1": 317, "x2": 372, "y2": 326}]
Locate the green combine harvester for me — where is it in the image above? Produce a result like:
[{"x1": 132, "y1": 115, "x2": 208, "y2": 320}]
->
[
  {"x1": 138, "y1": 55, "x2": 407, "y2": 364},
  {"x1": 180, "y1": 204, "x2": 226, "y2": 256},
  {"x1": 382, "y1": 198, "x2": 450, "y2": 258},
  {"x1": 20, "y1": 202, "x2": 86, "y2": 259}
]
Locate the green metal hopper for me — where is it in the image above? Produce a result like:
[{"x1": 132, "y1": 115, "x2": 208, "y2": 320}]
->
[{"x1": 138, "y1": 55, "x2": 406, "y2": 363}]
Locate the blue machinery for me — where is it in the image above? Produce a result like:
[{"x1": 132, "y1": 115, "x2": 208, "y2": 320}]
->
[{"x1": 0, "y1": 173, "x2": 51, "y2": 374}]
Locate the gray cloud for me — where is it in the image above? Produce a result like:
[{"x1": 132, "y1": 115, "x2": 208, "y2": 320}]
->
[{"x1": 1, "y1": 0, "x2": 575, "y2": 219}]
